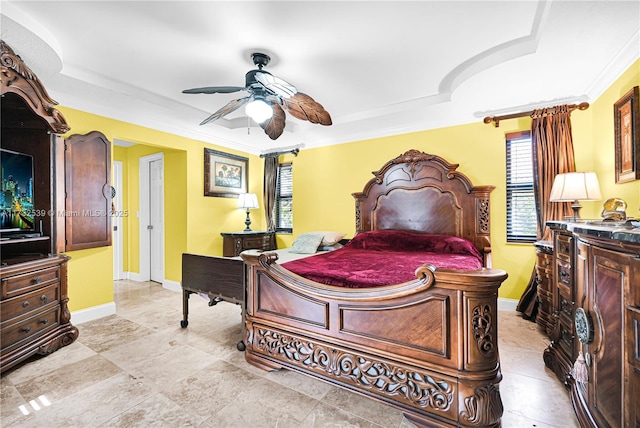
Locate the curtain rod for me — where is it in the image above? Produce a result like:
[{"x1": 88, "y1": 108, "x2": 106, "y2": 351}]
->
[
  {"x1": 260, "y1": 148, "x2": 300, "y2": 158},
  {"x1": 483, "y1": 102, "x2": 590, "y2": 127}
]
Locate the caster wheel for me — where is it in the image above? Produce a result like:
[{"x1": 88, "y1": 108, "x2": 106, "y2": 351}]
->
[
  {"x1": 180, "y1": 320, "x2": 188, "y2": 328},
  {"x1": 237, "y1": 341, "x2": 246, "y2": 351}
]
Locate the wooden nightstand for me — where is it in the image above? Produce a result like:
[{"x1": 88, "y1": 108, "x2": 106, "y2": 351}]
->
[{"x1": 221, "y1": 231, "x2": 276, "y2": 257}]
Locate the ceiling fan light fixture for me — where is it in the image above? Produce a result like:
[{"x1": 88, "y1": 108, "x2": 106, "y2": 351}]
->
[{"x1": 245, "y1": 98, "x2": 273, "y2": 123}]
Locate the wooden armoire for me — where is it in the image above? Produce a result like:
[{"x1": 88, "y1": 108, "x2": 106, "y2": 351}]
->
[{"x1": 1, "y1": 40, "x2": 111, "y2": 372}]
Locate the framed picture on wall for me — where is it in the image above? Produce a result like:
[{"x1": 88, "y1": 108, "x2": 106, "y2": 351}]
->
[
  {"x1": 614, "y1": 85, "x2": 639, "y2": 183},
  {"x1": 204, "y1": 148, "x2": 248, "y2": 197}
]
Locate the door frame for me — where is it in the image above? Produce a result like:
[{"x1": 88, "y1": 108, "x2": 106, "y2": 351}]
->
[
  {"x1": 139, "y1": 152, "x2": 165, "y2": 282},
  {"x1": 112, "y1": 160, "x2": 124, "y2": 280}
]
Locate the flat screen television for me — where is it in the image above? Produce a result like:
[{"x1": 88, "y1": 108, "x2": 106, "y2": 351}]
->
[{"x1": 1, "y1": 148, "x2": 36, "y2": 233}]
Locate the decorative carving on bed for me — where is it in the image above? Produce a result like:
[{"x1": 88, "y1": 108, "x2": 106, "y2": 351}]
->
[
  {"x1": 241, "y1": 149, "x2": 507, "y2": 427},
  {"x1": 353, "y1": 149, "x2": 494, "y2": 266}
]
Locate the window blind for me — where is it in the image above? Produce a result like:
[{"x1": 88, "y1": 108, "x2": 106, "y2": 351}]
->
[
  {"x1": 275, "y1": 163, "x2": 293, "y2": 233},
  {"x1": 506, "y1": 132, "x2": 537, "y2": 243}
]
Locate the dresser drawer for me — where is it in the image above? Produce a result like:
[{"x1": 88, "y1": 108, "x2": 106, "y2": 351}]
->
[
  {"x1": 537, "y1": 251, "x2": 553, "y2": 271},
  {"x1": 0, "y1": 305, "x2": 60, "y2": 352},
  {"x1": 557, "y1": 260, "x2": 572, "y2": 297},
  {"x1": 0, "y1": 283, "x2": 59, "y2": 323},
  {"x1": 555, "y1": 234, "x2": 573, "y2": 262},
  {"x1": 557, "y1": 318, "x2": 575, "y2": 358},
  {"x1": 558, "y1": 293, "x2": 574, "y2": 320},
  {"x1": 1, "y1": 266, "x2": 61, "y2": 299}
]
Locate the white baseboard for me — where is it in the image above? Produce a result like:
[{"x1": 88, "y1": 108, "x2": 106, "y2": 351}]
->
[
  {"x1": 163, "y1": 279, "x2": 181, "y2": 293},
  {"x1": 498, "y1": 298, "x2": 519, "y2": 312},
  {"x1": 70, "y1": 302, "x2": 117, "y2": 324},
  {"x1": 127, "y1": 272, "x2": 146, "y2": 282}
]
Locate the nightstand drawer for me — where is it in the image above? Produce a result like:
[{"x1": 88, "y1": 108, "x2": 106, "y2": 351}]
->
[
  {"x1": 0, "y1": 283, "x2": 59, "y2": 323},
  {"x1": 243, "y1": 235, "x2": 272, "y2": 249},
  {"x1": 221, "y1": 231, "x2": 276, "y2": 257},
  {"x1": 2, "y1": 266, "x2": 61, "y2": 299}
]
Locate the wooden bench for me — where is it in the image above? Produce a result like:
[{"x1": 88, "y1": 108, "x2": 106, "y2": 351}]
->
[{"x1": 180, "y1": 253, "x2": 245, "y2": 350}]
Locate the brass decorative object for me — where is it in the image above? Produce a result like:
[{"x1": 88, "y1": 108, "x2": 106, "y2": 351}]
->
[{"x1": 601, "y1": 197, "x2": 627, "y2": 221}]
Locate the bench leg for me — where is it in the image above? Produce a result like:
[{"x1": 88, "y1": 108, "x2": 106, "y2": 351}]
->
[{"x1": 181, "y1": 289, "x2": 191, "y2": 328}]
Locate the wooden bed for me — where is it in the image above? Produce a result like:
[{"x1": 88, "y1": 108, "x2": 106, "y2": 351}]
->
[{"x1": 240, "y1": 150, "x2": 508, "y2": 427}]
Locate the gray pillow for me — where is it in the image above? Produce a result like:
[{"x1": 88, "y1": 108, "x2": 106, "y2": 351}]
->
[{"x1": 289, "y1": 232, "x2": 324, "y2": 254}]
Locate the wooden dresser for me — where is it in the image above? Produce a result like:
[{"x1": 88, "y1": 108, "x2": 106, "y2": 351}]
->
[
  {"x1": 544, "y1": 221, "x2": 640, "y2": 427},
  {"x1": 1, "y1": 255, "x2": 78, "y2": 372},
  {"x1": 221, "y1": 231, "x2": 276, "y2": 257}
]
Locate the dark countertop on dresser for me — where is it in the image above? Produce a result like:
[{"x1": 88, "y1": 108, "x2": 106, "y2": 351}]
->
[{"x1": 547, "y1": 220, "x2": 640, "y2": 245}]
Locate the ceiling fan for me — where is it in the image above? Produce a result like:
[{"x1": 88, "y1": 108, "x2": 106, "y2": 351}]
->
[{"x1": 182, "y1": 52, "x2": 332, "y2": 140}]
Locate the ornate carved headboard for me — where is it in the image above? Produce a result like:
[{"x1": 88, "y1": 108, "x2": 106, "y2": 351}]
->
[{"x1": 352, "y1": 149, "x2": 494, "y2": 265}]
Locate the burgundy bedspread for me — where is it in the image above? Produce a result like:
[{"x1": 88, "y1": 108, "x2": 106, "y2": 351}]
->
[{"x1": 281, "y1": 230, "x2": 483, "y2": 288}]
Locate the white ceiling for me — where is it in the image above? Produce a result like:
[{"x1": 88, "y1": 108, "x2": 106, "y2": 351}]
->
[{"x1": 2, "y1": 1, "x2": 639, "y2": 155}]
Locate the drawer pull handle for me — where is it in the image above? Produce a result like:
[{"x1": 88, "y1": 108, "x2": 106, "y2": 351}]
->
[
  {"x1": 40, "y1": 319, "x2": 48, "y2": 325},
  {"x1": 32, "y1": 277, "x2": 42, "y2": 284},
  {"x1": 22, "y1": 301, "x2": 30, "y2": 308},
  {"x1": 22, "y1": 327, "x2": 31, "y2": 333},
  {"x1": 40, "y1": 295, "x2": 48, "y2": 304}
]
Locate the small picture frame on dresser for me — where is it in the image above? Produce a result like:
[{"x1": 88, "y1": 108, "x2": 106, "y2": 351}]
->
[
  {"x1": 614, "y1": 86, "x2": 639, "y2": 183},
  {"x1": 204, "y1": 148, "x2": 248, "y2": 197}
]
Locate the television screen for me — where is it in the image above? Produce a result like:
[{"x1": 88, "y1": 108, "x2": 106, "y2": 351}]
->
[{"x1": 1, "y1": 148, "x2": 35, "y2": 232}]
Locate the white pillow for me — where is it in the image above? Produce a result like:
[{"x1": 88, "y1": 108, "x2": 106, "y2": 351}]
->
[
  {"x1": 289, "y1": 232, "x2": 325, "y2": 254},
  {"x1": 317, "y1": 231, "x2": 346, "y2": 246}
]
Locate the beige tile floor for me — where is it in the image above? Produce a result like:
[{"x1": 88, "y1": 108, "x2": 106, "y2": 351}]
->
[{"x1": 1, "y1": 280, "x2": 579, "y2": 427}]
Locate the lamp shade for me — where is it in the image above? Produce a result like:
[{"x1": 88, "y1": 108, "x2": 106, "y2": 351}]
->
[
  {"x1": 549, "y1": 172, "x2": 602, "y2": 202},
  {"x1": 238, "y1": 193, "x2": 259, "y2": 209},
  {"x1": 245, "y1": 98, "x2": 273, "y2": 123}
]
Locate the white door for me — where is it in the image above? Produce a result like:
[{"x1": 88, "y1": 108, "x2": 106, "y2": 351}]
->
[
  {"x1": 149, "y1": 158, "x2": 164, "y2": 283},
  {"x1": 112, "y1": 161, "x2": 124, "y2": 280},
  {"x1": 139, "y1": 153, "x2": 164, "y2": 283}
]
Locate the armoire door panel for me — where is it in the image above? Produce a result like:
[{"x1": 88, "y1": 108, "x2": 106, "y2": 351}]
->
[{"x1": 64, "y1": 131, "x2": 112, "y2": 251}]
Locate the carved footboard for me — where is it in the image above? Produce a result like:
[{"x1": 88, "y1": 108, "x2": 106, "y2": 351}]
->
[{"x1": 241, "y1": 251, "x2": 508, "y2": 428}]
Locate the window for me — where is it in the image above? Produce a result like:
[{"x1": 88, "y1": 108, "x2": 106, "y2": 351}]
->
[
  {"x1": 275, "y1": 162, "x2": 293, "y2": 233},
  {"x1": 506, "y1": 131, "x2": 537, "y2": 243}
]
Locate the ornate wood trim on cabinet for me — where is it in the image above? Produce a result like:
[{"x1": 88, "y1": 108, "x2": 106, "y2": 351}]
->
[{"x1": 1, "y1": 40, "x2": 69, "y2": 134}]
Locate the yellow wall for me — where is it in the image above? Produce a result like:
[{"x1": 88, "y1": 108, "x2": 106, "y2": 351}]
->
[
  {"x1": 284, "y1": 60, "x2": 639, "y2": 300},
  {"x1": 59, "y1": 109, "x2": 264, "y2": 311},
  {"x1": 62, "y1": 60, "x2": 639, "y2": 312},
  {"x1": 287, "y1": 121, "x2": 536, "y2": 299},
  {"x1": 587, "y1": 59, "x2": 640, "y2": 217}
]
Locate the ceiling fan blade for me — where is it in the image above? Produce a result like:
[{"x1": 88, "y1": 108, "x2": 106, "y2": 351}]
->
[
  {"x1": 282, "y1": 92, "x2": 332, "y2": 125},
  {"x1": 199, "y1": 96, "x2": 251, "y2": 125},
  {"x1": 183, "y1": 86, "x2": 246, "y2": 94},
  {"x1": 255, "y1": 72, "x2": 297, "y2": 98},
  {"x1": 260, "y1": 103, "x2": 286, "y2": 140}
]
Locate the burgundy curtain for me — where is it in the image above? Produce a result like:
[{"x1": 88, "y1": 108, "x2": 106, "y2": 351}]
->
[
  {"x1": 263, "y1": 156, "x2": 278, "y2": 231},
  {"x1": 516, "y1": 105, "x2": 576, "y2": 320}
]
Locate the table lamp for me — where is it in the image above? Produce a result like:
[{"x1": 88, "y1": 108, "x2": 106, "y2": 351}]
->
[
  {"x1": 238, "y1": 193, "x2": 259, "y2": 231},
  {"x1": 549, "y1": 172, "x2": 602, "y2": 221}
]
